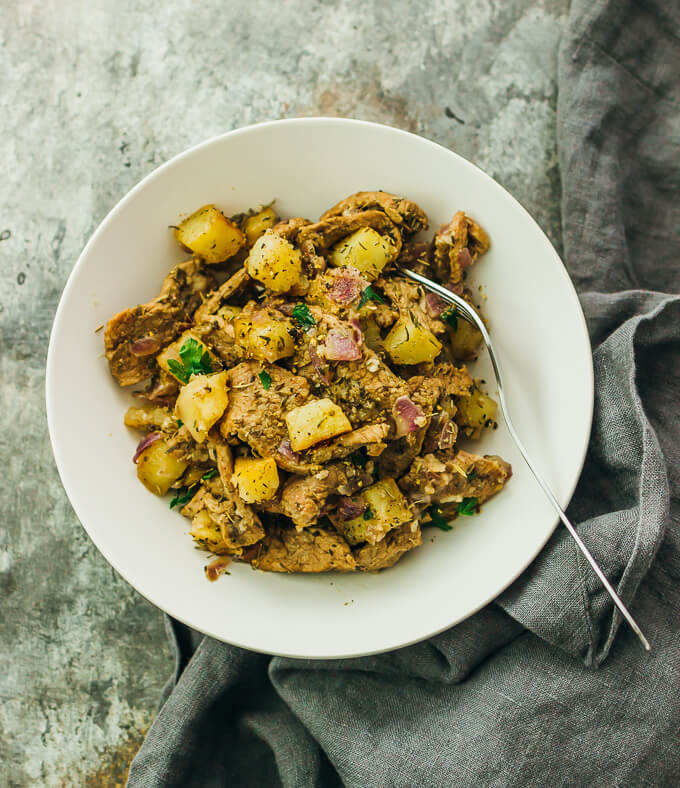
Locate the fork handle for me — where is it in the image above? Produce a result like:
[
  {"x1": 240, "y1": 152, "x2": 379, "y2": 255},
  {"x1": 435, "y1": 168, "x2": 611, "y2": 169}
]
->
[{"x1": 397, "y1": 267, "x2": 650, "y2": 651}]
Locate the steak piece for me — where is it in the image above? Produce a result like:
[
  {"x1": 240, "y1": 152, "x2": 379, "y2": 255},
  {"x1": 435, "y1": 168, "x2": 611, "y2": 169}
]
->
[
  {"x1": 247, "y1": 525, "x2": 356, "y2": 573},
  {"x1": 354, "y1": 523, "x2": 422, "y2": 571}
]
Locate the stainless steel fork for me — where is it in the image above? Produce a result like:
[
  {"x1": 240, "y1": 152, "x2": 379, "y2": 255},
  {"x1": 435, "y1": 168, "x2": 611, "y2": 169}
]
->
[{"x1": 397, "y1": 265, "x2": 650, "y2": 651}]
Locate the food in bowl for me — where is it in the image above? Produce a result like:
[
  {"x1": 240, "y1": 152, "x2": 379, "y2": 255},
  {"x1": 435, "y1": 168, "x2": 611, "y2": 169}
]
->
[{"x1": 103, "y1": 191, "x2": 511, "y2": 579}]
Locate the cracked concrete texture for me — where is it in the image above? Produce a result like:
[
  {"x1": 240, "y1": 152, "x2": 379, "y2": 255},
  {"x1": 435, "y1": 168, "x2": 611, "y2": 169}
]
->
[{"x1": 0, "y1": 0, "x2": 567, "y2": 783}]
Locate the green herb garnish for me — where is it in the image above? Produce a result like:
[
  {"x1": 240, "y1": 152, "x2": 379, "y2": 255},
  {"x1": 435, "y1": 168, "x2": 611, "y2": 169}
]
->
[
  {"x1": 362, "y1": 507, "x2": 374, "y2": 521},
  {"x1": 427, "y1": 505, "x2": 452, "y2": 531},
  {"x1": 292, "y1": 303, "x2": 316, "y2": 331},
  {"x1": 358, "y1": 286, "x2": 384, "y2": 309},
  {"x1": 467, "y1": 470, "x2": 477, "y2": 481},
  {"x1": 258, "y1": 370, "x2": 272, "y2": 390},
  {"x1": 201, "y1": 469, "x2": 218, "y2": 481},
  {"x1": 457, "y1": 497, "x2": 478, "y2": 516},
  {"x1": 176, "y1": 419, "x2": 183, "y2": 428},
  {"x1": 169, "y1": 484, "x2": 198, "y2": 509},
  {"x1": 167, "y1": 338, "x2": 213, "y2": 383},
  {"x1": 442, "y1": 308, "x2": 458, "y2": 331}
]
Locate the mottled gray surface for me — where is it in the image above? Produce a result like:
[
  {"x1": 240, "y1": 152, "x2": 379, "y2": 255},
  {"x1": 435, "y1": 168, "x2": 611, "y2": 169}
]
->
[{"x1": 0, "y1": 0, "x2": 567, "y2": 783}]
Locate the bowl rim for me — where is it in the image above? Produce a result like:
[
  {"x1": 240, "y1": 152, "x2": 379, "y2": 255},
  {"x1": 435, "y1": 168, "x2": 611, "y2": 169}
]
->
[{"x1": 46, "y1": 117, "x2": 594, "y2": 658}]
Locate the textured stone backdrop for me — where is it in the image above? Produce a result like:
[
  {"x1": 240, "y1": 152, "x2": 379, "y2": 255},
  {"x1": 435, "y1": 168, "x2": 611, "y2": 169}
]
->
[{"x1": 0, "y1": 0, "x2": 567, "y2": 783}]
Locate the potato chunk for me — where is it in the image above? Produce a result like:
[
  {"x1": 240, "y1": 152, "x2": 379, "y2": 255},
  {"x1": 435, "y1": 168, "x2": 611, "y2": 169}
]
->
[
  {"x1": 455, "y1": 385, "x2": 498, "y2": 439},
  {"x1": 234, "y1": 308, "x2": 296, "y2": 363},
  {"x1": 190, "y1": 509, "x2": 229, "y2": 553},
  {"x1": 175, "y1": 372, "x2": 229, "y2": 443},
  {"x1": 448, "y1": 319, "x2": 483, "y2": 360},
  {"x1": 329, "y1": 227, "x2": 395, "y2": 281},
  {"x1": 383, "y1": 315, "x2": 442, "y2": 364},
  {"x1": 339, "y1": 479, "x2": 413, "y2": 545},
  {"x1": 246, "y1": 230, "x2": 303, "y2": 293},
  {"x1": 244, "y1": 206, "x2": 277, "y2": 246},
  {"x1": 174, "y1": 204, "x2": 245, "y2": 263},
  {"x1": 136, "y1": 439, "x2": 188, "y2": 496},
  {"x1": 232, "y1": 456, "x2": 280, "y2": 503},
  {"x1": 157, "y1": 332, "x2": 218, "y2": 383},
  {"x1": 285, "y1": 398, "x2": 352, "y2": 451}
]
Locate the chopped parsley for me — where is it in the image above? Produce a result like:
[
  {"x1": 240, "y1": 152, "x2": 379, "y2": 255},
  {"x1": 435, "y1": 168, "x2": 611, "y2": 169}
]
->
[
  {"x1": 176, "y1": 419, "x2": 183, "y2": 428},
  {"x1": 427, "y1": 505, "x2": 452, "y2": 531},
  {"x1": 292, "y1": 303, "x2": 315, "y2": 331},
  {"x1": 167, "y1": 338, "x2": 213, "y2": 383},
  {"x1": 457, "y1": 497, "x2": 478, "y2": 516},
  {"x1": 358, "y1": 286, "x2": 384, "y2": 309},
  {"x1": 258, "y1": 370, "x2": 272, "y2": 390},
  {"x1": 362, "y1": 508, "x2": 374, "y2": 521},
  {"x1": 169, "y1": 484, "x2": 198, "y2": 509},
  {"x1": 467, "y1": 470, "x2": 477, "y2": 481},
  {"x1": 201, "y1": 469, "x2": 218, "y2": 481},
  {"x1": 442, "y1": 308, "x2": 458, "y2": 331}
]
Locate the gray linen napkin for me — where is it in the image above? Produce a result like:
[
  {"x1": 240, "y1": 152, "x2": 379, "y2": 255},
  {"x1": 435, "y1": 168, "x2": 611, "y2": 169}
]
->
[{"x1": 127, "y1": 1, "x2": 680, "y2": 784}]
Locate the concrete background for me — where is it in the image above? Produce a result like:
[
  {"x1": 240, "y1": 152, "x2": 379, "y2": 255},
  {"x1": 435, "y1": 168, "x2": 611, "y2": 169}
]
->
[{"x1": 0, "y1": 0, "x2": 568, "y2": 783}]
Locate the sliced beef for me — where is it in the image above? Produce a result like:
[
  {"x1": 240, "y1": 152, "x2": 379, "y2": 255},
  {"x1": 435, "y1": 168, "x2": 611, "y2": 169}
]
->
[
  {"x1": 260, "y1": 462, "x2": 368, "y2": 529},
  {"x1": 220, "y1": 361, "x2": 310, "y2": 463},
  {"x1": 330, "y1": 349, "x2": 409, "y2": 426},
  {"x1": 320, "y1": 191, "x2": 429, "y2": 236},
  {"x1": 400, "y1": 450, "x2": 511, "y2": 507},
  {"x1": 193, "y1": 266, "x2": 250, "y2": 322},
  {"x1": 296, "y1": 210, "x2": 403, "y2": 262},
  {"x1": 195, "y1": 313, "x2": 243, "y2": 366},
  {"x1": 376, "y1": 276, "x2": 446, "y2": 337},
  {"x1": 161, "y1": 258, "x2": 218, "y2": 315},
  {"x1": 354, "y1": 522, "x2": 422, "y2": 571},
  {"x1": 247, "y1": 524, "x2": 356, "y2": 573},
  {"x1": 303, "y1": 422, "x2": 389, "y2": 465},
  {"x1": 433, "y1": 211, "x2": 490, "y2": 284},
  {"x1": 105, "y1": 259, "x2": 215, "y2": 386}
]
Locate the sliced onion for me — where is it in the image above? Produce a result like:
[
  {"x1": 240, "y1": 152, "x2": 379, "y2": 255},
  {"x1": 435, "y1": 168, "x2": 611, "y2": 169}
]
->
[
  {"x1": 458, "y1": 247, "x2": 473, "y2": 269},
  {"x1": 336, "y1": 496, "x2": 367, "y2": 520},
  {"x1": 425, "y1": 292, "x2": 449, "y2": 317},
  {"x1": 328, "y1": 267, "x2": 368, "y2": 305},
  {"x1": 393, "y1": 396, "x2": 427, "y2": 438},
  {"x1": 277, "y1": 439, "x2": 300, "y2": 463},
  {"x1": 130, "y1": 335, "x2": 161, "y2": 356},
  {"x1": 205, "y1": 556, "x2": 231, "y2": 582},
  {"x1": 423, "y1": 412, "x2": 456, "y2": 453},
  {"x1": 308, "y1": 341, "x2": 331, "y2": 383},
  {"x1": 133, "y1": 432, "x2": 161, "y2": 463},
  {"x1": 325, "y1": 328, "x2": 362, "y2": 361}
]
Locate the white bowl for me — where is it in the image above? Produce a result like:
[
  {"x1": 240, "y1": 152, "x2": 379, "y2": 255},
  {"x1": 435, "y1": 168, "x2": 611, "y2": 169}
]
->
[{"x1": 46, "y1": 118, "x2": 593, "y2": 659}]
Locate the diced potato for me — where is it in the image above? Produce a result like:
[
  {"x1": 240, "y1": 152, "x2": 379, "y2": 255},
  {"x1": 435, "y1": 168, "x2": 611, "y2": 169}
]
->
[
  {"x1": 124, "y1": 405, "x2": 174, "y2": 431},
  {"x1": 175, "y1": 372, "x2": 229, "y2": 443},
  {"x1": 246, "y1": 230, "x2": 303, "y2": 293},
  {"x1": 181, "y1": 466, "x2": 206, "y2": 489},
  {"x1": 339, "y1": 479, "x2": 412, "y2": 545},
  {"x1": 234, "y1": 308, "x2": 296, "y2": 363},
  {"x1": 136, "y1": 439, "x2": 188, "y2": 496},
  {"x1": 174, "y1": 204, "x2": 245, "y2": 263},
  {"x1": 455, "y1": 385, "x2": 498, "y2": 439},
  {"x1": 448, "y1": 319, "x2": 483, "y2": 360},
  {"x1": 329, "y1": 227, "x2": 395, "y2": 281},
  {"x1": 243, "y1": 206, "x2": 277, "y2": 246},
  {"x1": 383, "y1": 315, "x2": 442, "y2": 365},
  {"x1": 285, "y1": 398, "x2": 352, "y2": 452},
  {"x1": 190, "y1": 510, "x2": 229, "y2": 553},
  {"x1": 231, "y1": 456, "x2": 280, "y2": 503},
  {"x1": 157, "y1": 331, "x2": 219, "y2": 383}
]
